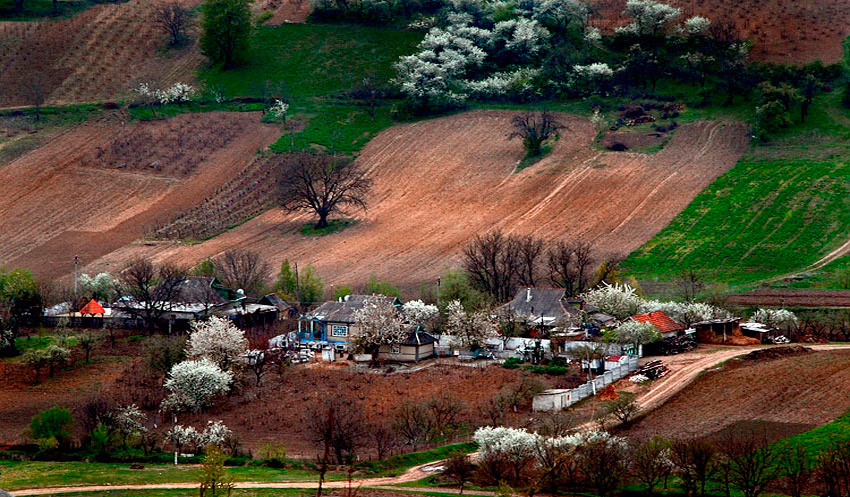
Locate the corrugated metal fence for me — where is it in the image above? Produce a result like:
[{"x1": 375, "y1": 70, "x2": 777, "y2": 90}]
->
[{"x1": 532, "y1": 356, "x2": 639, "y2": 412}]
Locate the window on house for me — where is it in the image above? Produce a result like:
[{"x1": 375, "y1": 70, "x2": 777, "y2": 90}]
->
[
  {"x1": 331, "y1": 325, "x2": 348, "y2": 337},
  {"x1": 391, "y1": 345, "x2": 401, "y2": 354}
]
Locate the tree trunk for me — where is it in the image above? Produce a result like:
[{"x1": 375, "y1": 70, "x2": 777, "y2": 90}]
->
[{"x1": 315, "y1": 213, "x2": 330, "y2": 230}]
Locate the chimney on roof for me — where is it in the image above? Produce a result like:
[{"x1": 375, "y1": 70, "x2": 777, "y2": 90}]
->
[{"x1": 526, "y1": 288, "x2": 532, "y2": 303}]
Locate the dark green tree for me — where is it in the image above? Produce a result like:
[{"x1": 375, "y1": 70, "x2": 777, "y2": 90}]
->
[
  {"x1": 30, "y1": 407, "x2": 74, "y2": 448},
  {"x1": 200, "y1": 0, "x2": 252, "y2": 69}
]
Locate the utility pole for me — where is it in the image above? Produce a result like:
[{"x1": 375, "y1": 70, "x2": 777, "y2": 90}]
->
[{"x1": 73, "y1": 256, "x2": 79, "y2": 303}]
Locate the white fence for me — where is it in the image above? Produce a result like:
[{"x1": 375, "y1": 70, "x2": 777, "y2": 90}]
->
[{"x1": 532, "y1": 356, "x2": 640, "y2": 412}]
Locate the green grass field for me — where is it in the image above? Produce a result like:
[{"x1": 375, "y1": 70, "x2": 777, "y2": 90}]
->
[
  {"x1": 622, "y1": 90, "x2": 850, "y2": 288},
  {"x1": 0, "y1": 460, "x2": 339, "y2": 491}
]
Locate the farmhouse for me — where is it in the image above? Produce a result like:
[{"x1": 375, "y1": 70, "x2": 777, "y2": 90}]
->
[
  {"x1": 501, "y1": 287, "x2": 584, "y2": 329},
  {"x1": 299, "y1": 294, "x2": 402, "y2": 350}
]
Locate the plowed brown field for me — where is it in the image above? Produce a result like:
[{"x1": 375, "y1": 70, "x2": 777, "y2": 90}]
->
[
  {"x1": 77, "y1": 110, "x2": 748, "y2": 294},
  {"x1": 0, "y1": 112, "x2": 281, "y2": 279},
  {"x1": 626, "y1": 349, "x2": 850, "y2": 440},
  {"x1": 590, "y1": 0, "x2": 850, "y2": 64},
  {"x1": 0, "y1": 0, "x2": 203, "y2": 107}
]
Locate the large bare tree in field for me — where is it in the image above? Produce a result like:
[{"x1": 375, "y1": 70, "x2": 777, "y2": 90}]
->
[
  {"x1": 118, "y1": 258, "x2": 188, "y2": 330},
  {"x1": 153, "y1": 1, "x2": 194, "y2": 46},
  {"x1": 547, "y1": 240, "x2": 596, "y2": 297},
  {"x1": 212, "y1": 250, "x2": 269, "y2": 296},
  {"x1": 508, "y1": 110, "x2": 565, "y2": 156},
  {"x1": 278, "y1": 153, "x2": 373, "y2": 230}
]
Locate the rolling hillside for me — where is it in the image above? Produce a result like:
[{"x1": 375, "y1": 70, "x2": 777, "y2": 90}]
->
[{"x1": 73, "y1": 110, "x2": 748, "y2": 292}]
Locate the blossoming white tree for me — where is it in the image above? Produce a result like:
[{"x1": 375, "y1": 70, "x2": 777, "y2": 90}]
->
[
  {"x1": 78, "y1": 273, "x2": 116, "y2": 302},
  {"x1": 619, "y1": 0, "x2": 681, "y2": 37},
  {"x1": 165, "y1": 424, "x2": 201, "y2": 465},
  {"x1": 185, "y1": 316, "x2": 248, "y2": 371},
  {"x1": 490, "y1": 18, "x2": 550, "y2": 63},
  {"x1": 683, "y1": 16, "x2": 710, "y2": 35},
  {"x1": 443, "y1": 300, "x2": 497, "y2": 350},
  {"x1": 115, "y1": 404, "x2": 147, "y2": 447},
  {"x1": 353, "y1": 297, "x2": 407, "y2": 363},
  {"x1": 581, "y1": 282, "x2": 644, "y2": 320},
  {"x1": 200, "y1": 420, "x2": 233, "y2": 448},
  {"x1": 402, "y1": 299, "x2": 439, "y2": 329},
  {"x1": 162, "y1": 358, "x2": 233, "y2": 414},
  {"x1": 603, "y1": 320, "x2": 661, "y2": 354},
  {"x1": 751, "y1": 308, "x2": 797, "y2": 330}
]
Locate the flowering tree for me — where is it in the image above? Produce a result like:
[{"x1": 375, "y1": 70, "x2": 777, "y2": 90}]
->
[
  {"x1": 402, "y1": 299, "x2": 439, "y2": 329},
  {"x1": 581, "y1": 282, "x2": 644, "y2": 320},
  {"x1": 750, "y1": 308, "x2": 797, "y2": 330},
  {"x1": 619, "y1": 0, "x2": 681, "y2": 37},
  {"x1": 528, "y1": 0, "x2": 590, "y2": 37},
  {"x1": 185, "y1": 316, "x2": 248, "y2": 370},
  {"x1": 353, "y1": 297, "x2": 407, "y2": 363},
  {"x1": 570, "y1": 62, "x2": 614, "y2": 95},
  {"x1": 490, "y1": 18, "x2": 550, "y2": 64},
  {"x1": 269, "y1": 99, "x2": 289, "y2": 123},
  {"x1": 165, "y1": 424, "x2": 201, "y2": 464},
  {"x1": 683, "y1": 16, "x2": 710, "y2": 35},
  {"x1": 443, "y1": 300, "x2": 497, "y2": 350},
  {"x1": 78, "y1": 273, "x2": 116, "y2": 302},
  {"x1": 604, "y1": 320, "x2": 660, "y2": 355},
  {"x1": 201, "y1": 420, "x2": 234, "y2": 448},
  {"x1": 162, "y1": 358, "x2": 233, "y2": 414},
  {"x1": 115, "y1": 404, "x2": 147, "y2": 447}
]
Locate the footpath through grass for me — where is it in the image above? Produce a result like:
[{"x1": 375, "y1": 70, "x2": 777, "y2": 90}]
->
[{"x1": 622, "y1": 90, "x2": 850, "y2": 288}]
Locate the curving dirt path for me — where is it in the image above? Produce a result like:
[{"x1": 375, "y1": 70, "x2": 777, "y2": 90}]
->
[{"x1": 12, "y1": 344, "x2": 850, "y2": 496}]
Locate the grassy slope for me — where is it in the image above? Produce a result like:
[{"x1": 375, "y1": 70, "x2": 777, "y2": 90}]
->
[
  {"x1": 622, "y1": 90, "x2": 850, "y2": 287},
  {"x1": 201, "y1": 24, "x2": 422, "y2": 154}
]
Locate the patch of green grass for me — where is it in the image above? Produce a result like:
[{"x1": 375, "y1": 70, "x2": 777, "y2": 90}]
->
[
  {"x1": 361, "y1": 442, "x2": 476, "y2": 477},
  {"x1": 298, "y1": 218, "x2": 357, "y2": 236},
  {"x1": 273, "y1": 101, "x2": 396, "y2": 155},
  {"x1": 622, "y1": 90, "x2": 850, "y2": 288},
  {"x1": 0, "y1": 460, "x2": 340, "y2": 491},
  {"x1": 200, "y1": 24, "x2": 422, "y2": 100},
  {"x1": 0, "y1": 0, "x2": 97, "y2": 20},
  {"x1": 773, "y1": 411, "x2": 850, "y2": 459},
  {"x1": 127, "y1": 101, "x2": 266, "y2": 121},
  {"x1": 516, "y1": 145, "x2": 551, "y2": 171}
]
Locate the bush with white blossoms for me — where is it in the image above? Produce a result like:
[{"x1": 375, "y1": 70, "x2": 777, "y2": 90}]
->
[
  {"x1": 474, "y1": 426, "x2": 627, "y2": 463},
  {"x1": 618, "y1": 0, "x2": 681, "y2": 37},
  {"x1": 443, "y1": 300, "x2": 498, "y2": 349},
  {"x1": 490, "y1": 18, "x2": 550, "y2": 63},
  {"x1": 162, "y1": 358, "x2": 233, "y2": 413},
  {"x1": 464, "y1": 68, "x2": 541, "y2": 100},
  {"x1": 750, "y1": 308, "x2": 798, "y2": 330},
  {"x1": 200, "y1": 420, "x2": 233, "y2": 447},
  {"x1": 165, "y1": 424, "x2": 201, "y2": 452},
  {"x1": 269, "y1": 99, "x2": 289, "y2": 120},
  {"x1": 569, "y1": 62, "x2": 614, "y2": 95},
  {"x1": 604, "y1": 320, "x2": 661, "y2": 349},
  {"x1": 185, "y1": 316, "x2": 248, "y2": 370},
  {"x1": 135, "y1": 82, "x2": 195, "y2": 106},
  {"x1": 115, "y1": 404, "x2": 148, "y2": 443},
  {"x1": 684, "y1": 15, "x2": 710, "y2": 35},
  {"x1": 526, "y1": 0, "x2": 589, "y2": 35}
]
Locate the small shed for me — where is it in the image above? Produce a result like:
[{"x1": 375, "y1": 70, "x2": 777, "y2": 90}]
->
[
  {"x1": 79, "y1": 299, "x2": 106, "y2": 316},
  {"x1": 694, "y1": 318, "x2": 751, "y2": 344},
  {"x1": 380, "y1": 330, "x2": 436, "y2": 362}
]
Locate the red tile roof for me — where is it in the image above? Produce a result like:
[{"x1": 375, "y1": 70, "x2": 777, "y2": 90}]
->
[
  {"x1": 79, "y1": 299, "x2": 106, "y2": 315},
  {"x1": 632, "y1": 311, "x2": 683, "y2": 334}
]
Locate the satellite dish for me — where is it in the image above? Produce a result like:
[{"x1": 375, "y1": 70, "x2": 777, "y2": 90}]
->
[{"x1": 237, "y1": 289, "x2": 245, "y2": 297}]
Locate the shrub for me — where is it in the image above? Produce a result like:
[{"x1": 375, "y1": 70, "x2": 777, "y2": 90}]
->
[
  {"x1": 503, "y1": 357, "x2": 524, "y2": 369},
  {"x1": 31, "y1": 407, "x2": 74, "y2": 447}
]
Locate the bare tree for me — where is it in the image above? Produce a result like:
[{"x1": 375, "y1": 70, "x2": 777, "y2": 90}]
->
[
  {"x1": 23, "y1": 73, "x2": 48, "y2": 121},
  {"x1": 547, "y1": 240, "x2": 596, "y2": 296},
  {"x1": 630, "y1": 436, "x2": 673, "y2": 495},
  {"x1": 279, "y1": 153, "x2": 373, "y2": 230},
  {"x1": 670, "y1": 437, "x2": 717, "y2": 497},
  {"x1": 153, "y1": 1, "x2": 194, "y2": 46},
  {"x1": 579, "y1": 438, "x2": 628, "y2": 497},
  {"x1": 118, "y1": 258, "x2": 188, "y2": 330},
  {"x1": 601, "y1": 392, "x2": 641, "y2": 427},
  {"x1": 717, "y1": 427, "x2": 780, "y2": 497},
  {"x1": 426, "y1": 393, "x2": 464, "y2": 439},
  {"x1": 246, "y1": 348, "x2": 270, "y2": 387},
  {"x1": 367, "y1": 421, "x2": 398, "y2": 460},
  {"x1": 508, "y1": 111, "x2": 565, "y2": 156},
  {"x1": 515, "y1": 235, "x2": 544, "y2": 287},
  {"x1": 818, "y1": 442, "x2": 850, "y2": 497},
  {"x1": 212, "y1": 250, "x2": 269, "y2": 296},
  {"x1": 776, "y1": 441, "x2": 812, "y2": 497},
  {"x1": 393, "y1": 401, "x2": 430, "y2": 449},
  {"x1": 677, "y1": 269, "x2": 705, "y2": 302},
  {"x1": 444, "y1": 452, "x2": 476, "y2": 494},
  {"x1": 307, "y1": 396, "x2": 365, "y2": 465},
  {"x1": 462, "y1": 229, "x2": 520, "y2": 303}
]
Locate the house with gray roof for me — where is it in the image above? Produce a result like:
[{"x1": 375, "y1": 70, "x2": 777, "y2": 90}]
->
[
  {"x1": 298, "y1": 294, "x2": 402, "y2": 350},
  {"x1": 501, "y1": 287, "x2": 584, "y2": 328}
]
